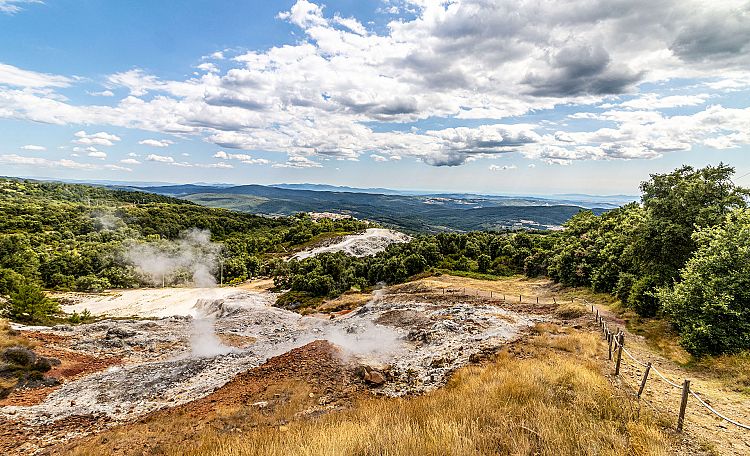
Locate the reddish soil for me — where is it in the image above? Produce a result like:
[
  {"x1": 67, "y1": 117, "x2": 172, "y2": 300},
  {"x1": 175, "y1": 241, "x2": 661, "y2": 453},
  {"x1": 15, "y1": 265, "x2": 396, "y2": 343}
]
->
[
  {"x1": 0, "y1": 332, "x2": 121, "y2": 408},
  {"x1": 46, "y1": 340, "x2": 368, "y2": 455}
]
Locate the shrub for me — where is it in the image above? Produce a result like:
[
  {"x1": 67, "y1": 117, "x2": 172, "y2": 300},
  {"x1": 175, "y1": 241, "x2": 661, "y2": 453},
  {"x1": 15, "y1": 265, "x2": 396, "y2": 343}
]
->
[
  {"x1": 661, "y1": 209, "x2": 750, "y2": 356},
  {"x1": 626, "y1": 275, "x2": 660, "y2": 317},
  {"x1": 4, "y1": 281, "x2": 60, "y2": 324}
]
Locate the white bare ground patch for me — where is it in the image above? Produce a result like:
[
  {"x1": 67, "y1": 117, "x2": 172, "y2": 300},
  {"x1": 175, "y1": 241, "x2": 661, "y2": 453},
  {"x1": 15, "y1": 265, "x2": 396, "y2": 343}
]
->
[
  {"x1": 3, "y1": 286, "x2": 539, "y2": 427},
  {"x1": 291, "y1": 228, "x2": 410, "y2": 260}
]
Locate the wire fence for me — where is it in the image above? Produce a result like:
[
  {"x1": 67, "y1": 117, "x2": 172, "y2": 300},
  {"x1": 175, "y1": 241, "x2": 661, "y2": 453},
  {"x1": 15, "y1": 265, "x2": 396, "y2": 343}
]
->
[
  {"x1": 587, "y1": 303, "x2": 750, "y2": 433},
  {"x1": 400, "y1": 284, "x2": 750, "y2": 434}
]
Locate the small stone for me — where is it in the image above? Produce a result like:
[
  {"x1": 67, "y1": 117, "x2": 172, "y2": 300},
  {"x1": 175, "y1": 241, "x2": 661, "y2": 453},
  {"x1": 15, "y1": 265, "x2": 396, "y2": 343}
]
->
[
  {"x1": 308, "y1": 392, "x2": 315, "y2": 398},
  {"x1": 364, "y1": 370, "x2": 386, "y2": 385},
  {"x1": 251, "y1": 401, "x2": 268, "y2": 409}
]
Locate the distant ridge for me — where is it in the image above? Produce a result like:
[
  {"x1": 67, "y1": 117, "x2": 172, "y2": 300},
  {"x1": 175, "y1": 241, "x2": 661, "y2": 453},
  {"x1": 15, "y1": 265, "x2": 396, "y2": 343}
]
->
[{"x1": 129, "y1": 182, "x2": 610, "y2": 233}]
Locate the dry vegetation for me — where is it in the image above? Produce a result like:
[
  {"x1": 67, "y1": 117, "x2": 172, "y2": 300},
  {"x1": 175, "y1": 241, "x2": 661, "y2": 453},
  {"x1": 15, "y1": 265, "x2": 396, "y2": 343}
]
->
[
  {"x1": 0, "y1": 320, "x2": 33, "y2": 392},
  {"x1": 68, "y1": 324, "x2": 675, "y2": 456}
]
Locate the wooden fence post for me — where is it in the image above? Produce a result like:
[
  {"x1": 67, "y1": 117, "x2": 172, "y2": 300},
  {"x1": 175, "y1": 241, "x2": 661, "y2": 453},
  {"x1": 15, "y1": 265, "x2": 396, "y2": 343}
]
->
[
  {"x1": 637, "y1": 363, "x2": 652, "y2": 398},
  {"x1": 490, "y1": 291, "x2": 492, "y2": 298},
  {"x1": 608, "y1": 331, "x2": 613, "y2": 360},
  {"x1": 614, "y1": 332, "x2": 624, "y2": 376},
  {"x1": 553, "y1": 297, "x2": 556, "y2": 304},
  {"x1": 677, "y1": 379, "x2": 691, "y2": 432},
  {"x1": 536, "y1": 297, "x2": 539, "y2": 304},
  {"x1": 519, "y1": 295, "x2": 522, "y2": 302}
]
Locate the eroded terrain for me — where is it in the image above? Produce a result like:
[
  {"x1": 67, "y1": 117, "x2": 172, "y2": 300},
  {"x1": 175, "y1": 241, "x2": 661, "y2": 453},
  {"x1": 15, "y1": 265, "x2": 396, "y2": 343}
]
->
[{"x1": 1, "y1": 281, "x2": 540, "y2": 454}]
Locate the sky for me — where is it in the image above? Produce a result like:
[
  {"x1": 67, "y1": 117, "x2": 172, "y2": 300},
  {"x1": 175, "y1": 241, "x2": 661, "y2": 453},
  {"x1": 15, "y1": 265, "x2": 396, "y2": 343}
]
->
[{"x1": 0, "y1": 0, "x2": 749, "y2": 195}]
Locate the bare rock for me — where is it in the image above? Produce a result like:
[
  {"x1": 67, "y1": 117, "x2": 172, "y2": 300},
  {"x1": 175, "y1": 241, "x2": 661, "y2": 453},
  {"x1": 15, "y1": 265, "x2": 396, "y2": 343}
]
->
[{"x1": 364, "y1": 369, "x2": 386, "y2": 385}]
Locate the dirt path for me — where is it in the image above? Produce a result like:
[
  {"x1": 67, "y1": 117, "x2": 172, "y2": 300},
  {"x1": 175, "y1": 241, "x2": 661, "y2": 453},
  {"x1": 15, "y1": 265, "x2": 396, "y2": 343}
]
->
[{"x1": 595, "y1": 306, "x2": 750, "y2": 455}]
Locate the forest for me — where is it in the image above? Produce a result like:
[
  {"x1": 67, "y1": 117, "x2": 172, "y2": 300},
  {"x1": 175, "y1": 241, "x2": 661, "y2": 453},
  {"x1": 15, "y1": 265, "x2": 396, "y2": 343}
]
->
[
  {"x1": 0, "y1": 178, "x2": 369, "y2": 322},
  {"x1": 1, "y1": 164, "x2": 749, "y2": 357}
]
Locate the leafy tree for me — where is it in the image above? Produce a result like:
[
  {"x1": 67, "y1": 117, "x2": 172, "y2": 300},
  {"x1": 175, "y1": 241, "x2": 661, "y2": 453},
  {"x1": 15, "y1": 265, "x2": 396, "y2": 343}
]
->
[
  {"x1": 660, "y1": 209, "x2": 750, "y2": 356},
  {"x1": 635, "y1": 164, "x2": 748, "y2": 283},
  {"x1": 477, "y1": 254, "x2": 491, "y2": 273}
]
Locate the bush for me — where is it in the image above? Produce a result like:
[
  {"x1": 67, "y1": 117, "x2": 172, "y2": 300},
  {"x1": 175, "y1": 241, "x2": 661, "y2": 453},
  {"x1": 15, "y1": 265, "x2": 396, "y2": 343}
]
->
[
  {"x1": 0, "y1": 268, "x2": 24, "y2": 296},
  {"x1": 626, "y1": 275, "x2": 660, "y2": 317},
  {"x1": 661, "y1": 210, "x2": 750, "y2": 356},
  {"x1": 614, "y1": 273, "x2": 636, "y2": 305},
  {"x1": 75, "y1": 275, "x2": 111, "y2": 292},
  {"x1": 4, "y1": 281, "x2": 60, "y2": 324}
]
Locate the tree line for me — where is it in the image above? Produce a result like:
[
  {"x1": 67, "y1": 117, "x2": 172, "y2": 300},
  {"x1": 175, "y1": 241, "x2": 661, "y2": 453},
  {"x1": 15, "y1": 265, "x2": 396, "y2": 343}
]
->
[{"x1": 271, "y1": 164, "x2": 750, "y2": 357}]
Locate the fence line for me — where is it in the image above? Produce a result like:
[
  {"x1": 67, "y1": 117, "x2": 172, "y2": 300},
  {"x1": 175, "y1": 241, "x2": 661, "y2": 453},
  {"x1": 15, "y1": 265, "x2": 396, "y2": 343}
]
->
[
  {"x1": 588, "y1": 303, "x2": 750, "y2": 433},
  {"x1": 405, "y1": 285, "x2": 750, "y2": 434}
]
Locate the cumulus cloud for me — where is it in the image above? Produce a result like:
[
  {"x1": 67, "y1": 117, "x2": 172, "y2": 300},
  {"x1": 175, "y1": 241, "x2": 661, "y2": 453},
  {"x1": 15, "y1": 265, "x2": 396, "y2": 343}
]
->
[
  {"x1": 0, "y1": 0, "x2": 749, "y2": 169},
  {"x1": 146, "y1": 153, "x2": 175, "y2": 163},
  {"x1": 120, "y1": 158, "x2": 141, "y2": 165},
  {"x1": 139, "y1": 138, "x2": 173, "y2": 147},
  {"x1": 272, "y1": 155, "x2": 323, "y2": 169},
  {"x1": 213, "y1": 150, "x2": 269, "y2": 164},
  {"x1": 74, "y1": 130, "x2": 121, "y2": 146},
  {"x1": 87, "y1": 149, "x2": 107, "y2": 159}
]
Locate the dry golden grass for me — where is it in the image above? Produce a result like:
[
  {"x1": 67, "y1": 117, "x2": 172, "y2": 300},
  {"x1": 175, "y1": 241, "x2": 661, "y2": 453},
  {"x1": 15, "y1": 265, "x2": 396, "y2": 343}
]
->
[
  {"x1": 0, "y1": 318, "x2": 33, "y2": 393},
  {"x1": 555, "y1": 302, "x2": 588, "y2": 319},
  {"x1": 0, "y1": 319, "x2": 32, "y2": 350},
  {"x1": 693, "y1": 351, "x2": 750, "y2": 394},
  {"x1": 70, "y1": 325, "x2": 674, "y2": 456},
  {"x1": 407, "y1": 274, "x2": 563, "y2": 299}
]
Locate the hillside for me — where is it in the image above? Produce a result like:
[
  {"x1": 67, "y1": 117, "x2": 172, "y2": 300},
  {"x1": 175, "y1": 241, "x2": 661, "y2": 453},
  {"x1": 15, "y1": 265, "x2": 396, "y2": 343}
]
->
[{"x1": 130, "y1": 183, "x2": 607, "y2": 233}]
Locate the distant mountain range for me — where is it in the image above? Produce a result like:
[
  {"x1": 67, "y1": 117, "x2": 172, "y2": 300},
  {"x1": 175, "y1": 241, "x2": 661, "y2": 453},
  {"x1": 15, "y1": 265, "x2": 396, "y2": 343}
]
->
[
  {"x1": 11, "y1": 176, "x2": 624, "y2": 232},
  {"x1": 122, "y1": 182, "x2": 615, "y2": 233}
]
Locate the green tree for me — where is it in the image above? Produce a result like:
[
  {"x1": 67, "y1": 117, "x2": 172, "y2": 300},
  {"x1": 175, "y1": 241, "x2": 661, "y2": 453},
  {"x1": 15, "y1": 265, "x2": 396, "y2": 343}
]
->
[
  {"x1": 635, "y1": 164, "x2": 747, "y2": 283},
  {"x1": 4, "y1": 281, "x2": 60, "y2": 323},
  {"x1": 660, "y1": 209, "x2": 750, "y2": 356}
]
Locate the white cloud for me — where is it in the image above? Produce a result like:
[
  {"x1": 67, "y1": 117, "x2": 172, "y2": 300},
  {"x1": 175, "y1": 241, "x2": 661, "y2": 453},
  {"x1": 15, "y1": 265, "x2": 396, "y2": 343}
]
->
[
  {"x1": 0, "y1": 154, "x2": 96, "y2": 169},
  {"x1": 370, "y1": 154, "x2": 388, "y2": 162},
  {"x1": 74, "y1": 130, "x2": 121, "y2": 146},
  {"x1": 272, "y1": 155, "x2": 322, "y2": 169},
  {"x1": 89, "y1": 89, "x2": 115, "y2": 97},
  {"x1": 213, "y1": 150, "x2": 270, "y2": 164},
  {"x1": 120, "y1": 158, "x2": 141, "y2": 165},
  {"x1": 139, "y1": 138, "x2": 173, "y2": 147},
  {"x1": 87, "y1": 149, "x2": 107, "y2": 159},
  {"x1": 20, "y1": 144, "x2": 45, "y2": 151},
  {"x1": 489, "y1": 164, "x2": 517, "y2": 171},
  {"x1": 146, "y1": 154, "x2": 175, "y2": 163},
  {"x1": 0, "y1": 0, "x2": 42, "y2": 14},
  {"x1": 104, "y1": 164, "x2": 132, "y2": 172},
  {"x1": 0, "y1": 62, "x2": 71, "y2": 88},
  {"x1": 602, "y1": 93, "x2": 710, "y2": 110},
  {"x1": 0, "y1": 0, "x2": 748, "y2": 170}
]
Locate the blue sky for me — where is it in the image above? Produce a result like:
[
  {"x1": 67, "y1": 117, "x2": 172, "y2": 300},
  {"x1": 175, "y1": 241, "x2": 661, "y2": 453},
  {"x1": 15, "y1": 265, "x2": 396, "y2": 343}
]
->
[{"x1": 1, "y1": 0, "x2": 749, "y2": 195}]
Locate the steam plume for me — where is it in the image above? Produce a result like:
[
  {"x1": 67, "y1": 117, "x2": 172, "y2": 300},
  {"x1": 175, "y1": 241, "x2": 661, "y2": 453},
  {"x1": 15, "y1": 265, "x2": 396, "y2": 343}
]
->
[{"x1": 124, "y1": 228, "x2": 220, "y2": 287}]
